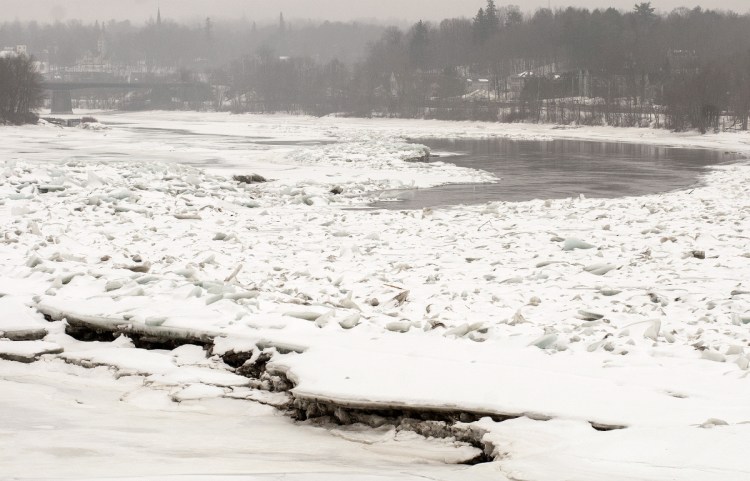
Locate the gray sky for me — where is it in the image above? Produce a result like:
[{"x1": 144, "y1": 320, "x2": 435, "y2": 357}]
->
[{"x1": 2, "y1": 1, "x2": 747, "y2": 24}]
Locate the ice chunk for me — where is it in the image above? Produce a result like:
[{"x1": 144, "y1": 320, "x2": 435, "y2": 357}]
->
[
  {"x1": 171, "y1": 384, "x2": 225, "y2": 402},
  {"x1": 0, "y1": 340, "x2": 63, "y2": 363},
  {"x1": 385, "y1": 320, "x2": 411, "y2": 333},
  {"x1": 701, "y1": 349, "x2": 726, "y2": 363},
  {"x1": 562, "y1": 238, "x2": 595, "y2": 251},
  {"x1": 0, "y1": 297, "x2": 48, "y2": 341},
  {"x1": 643, "y1": 320, "x2": 661, "y2": 341},
  {"x1": 584, "y1": 263, "x2": 617, "y2": 276},
  {"x1": 529, "y1": 333, "x2": 558, "y2": 349},
  {"x1": 339, "y1": 312, "x2": 361, "y2": 330}
]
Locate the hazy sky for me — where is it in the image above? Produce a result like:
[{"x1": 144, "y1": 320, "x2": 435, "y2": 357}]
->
[{"x1": 2, "y1": 1, "x2": 747, "y2": 24}]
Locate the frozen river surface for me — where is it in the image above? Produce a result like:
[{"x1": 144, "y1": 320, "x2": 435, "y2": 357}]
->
[
  {"x1": 373, "y1": 137, "x2": 742, "y2": 209},
  {"x1": 3, "y1": 112, "x2": 750, "y2": 481},
  {"x1": 52, "y1": 113, "x2": 743, "y2": 208}
]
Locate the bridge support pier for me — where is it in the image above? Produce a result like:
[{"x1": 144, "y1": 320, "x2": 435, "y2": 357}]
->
[{"x1": 50, "y1": 90, "x2": 73, "y2": 114}]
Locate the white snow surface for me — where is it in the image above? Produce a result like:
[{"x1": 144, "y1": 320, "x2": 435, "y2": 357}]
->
[
  {"x1": 0, "y1": 295, "x2": 48, "y2": 337},
  {"x1": 0, "y1": 339, "x2": 62, "y2": 361},
  {"x1": 0, "y1": 358, "x2": 490, "y2": 480},
  {"x1": 2, "y1": 111, "x2": 750, "y2": 479},
  {"x1": 476, "y1": 416, "x2": 750, "y2": 481}
]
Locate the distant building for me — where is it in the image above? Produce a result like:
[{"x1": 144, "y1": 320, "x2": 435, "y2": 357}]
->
[
  {"x1": 469, "y1": 78, "x2": 490, "y2": 90},
  {"x1": 508, "y1": 71, "x2": 534, "y2": 99},
  {"x1": 1, "y1": 45, "x2": 28, "y2": 58}
]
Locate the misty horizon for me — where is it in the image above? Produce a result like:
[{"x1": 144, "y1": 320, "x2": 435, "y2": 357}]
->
[{"x1": 2, "y1": 0, "x2": 749, "y2": 24}]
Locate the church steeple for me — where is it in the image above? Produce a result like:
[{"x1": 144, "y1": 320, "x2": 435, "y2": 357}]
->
[{"x1": 157, "y1": 6, "x2": 162, "y2": 26}]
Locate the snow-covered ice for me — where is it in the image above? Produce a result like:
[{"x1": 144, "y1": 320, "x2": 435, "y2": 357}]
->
[
  {"x1": 0, "y1": 339, "x2": 62, "y2": 362},
  {"x1": 2, "y1": 111, "x2": 750, "y2": 479},
  {"x1": 0, "y1": 358, "x2": 491, "y2": 479},
  {"x1": 0, "y1": 295, "x2": 49, "y2": 340}
]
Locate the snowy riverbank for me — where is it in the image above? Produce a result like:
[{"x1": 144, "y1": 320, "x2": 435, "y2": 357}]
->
[{"x1": 2, "y1": 112, "x2": 750, "y2": 480}]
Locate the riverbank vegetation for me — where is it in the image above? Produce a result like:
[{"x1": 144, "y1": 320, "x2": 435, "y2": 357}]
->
[
  {"x1": 221, "y1": 2, "x2": 750, "y2": 132},
  {"x1": 6, "y1": 2, "x2": 750, "y2": 131},
  {"x1": 0, "y1": 54, "x2": 42, "y2": 124}
]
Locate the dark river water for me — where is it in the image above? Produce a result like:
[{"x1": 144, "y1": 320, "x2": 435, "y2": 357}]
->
[{"x1": 371, "y1": 137, "x2": 743, "y2": 209}]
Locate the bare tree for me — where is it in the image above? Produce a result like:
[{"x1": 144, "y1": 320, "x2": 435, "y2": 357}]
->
[{"x1": 0, "y1": 54, "x2": 43, "y2": 124}]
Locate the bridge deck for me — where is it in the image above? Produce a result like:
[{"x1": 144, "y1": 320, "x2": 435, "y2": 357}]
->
[{"x1": 41, "y1": 81, "x2": 199, "y2": 90}]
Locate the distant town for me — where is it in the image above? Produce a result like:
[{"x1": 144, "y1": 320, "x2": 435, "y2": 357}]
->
[{"x1": 2, "y1": 2, "x2": 750, "y2": 132}]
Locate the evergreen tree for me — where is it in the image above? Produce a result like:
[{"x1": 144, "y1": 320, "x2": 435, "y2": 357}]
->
[
  {"x1": 473, "y1": 8, "x2": 487, "y2": 42},
  {"x1": 505, "y1": 6, "x2": 523, "y2": 27},
  {"x1": 634, "y1": 2, "x2": 656, "y2": 18},
  {"x1": 409, "y1": 20, "x2": 430, "y2": 69},
  {"x1": 485, "y1": 1, "x2": 500, "y2": 32},
  {"x1": 205, "y1": 17, "x2": 213, "y2": 41},
  {"x1": 474, "y1": 1, "x2": 502, "y2": 42}
]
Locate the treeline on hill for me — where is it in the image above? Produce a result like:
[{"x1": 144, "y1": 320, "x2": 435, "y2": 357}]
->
[
  {"x1": 221, "y1": 2, "x2": 750, "y2": 132},
  {"x1": 5, "y1": 3, "x2": 750, "y2": 131},
  {"x1": 0, "y1": 55, "x2": 42, "y2": 124}
]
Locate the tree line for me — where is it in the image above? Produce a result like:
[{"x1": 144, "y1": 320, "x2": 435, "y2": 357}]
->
[
  {"x1": 5, "y1": 3, "x2": 750, "y2": 131},
  {"x1": 220, "y1": 2, "x2": 750, "y2": 132}
]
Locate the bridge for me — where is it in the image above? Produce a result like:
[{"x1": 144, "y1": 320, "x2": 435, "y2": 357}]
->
[{"x1": 41, "y1": 80, "x2": 208, "y2": 114}]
